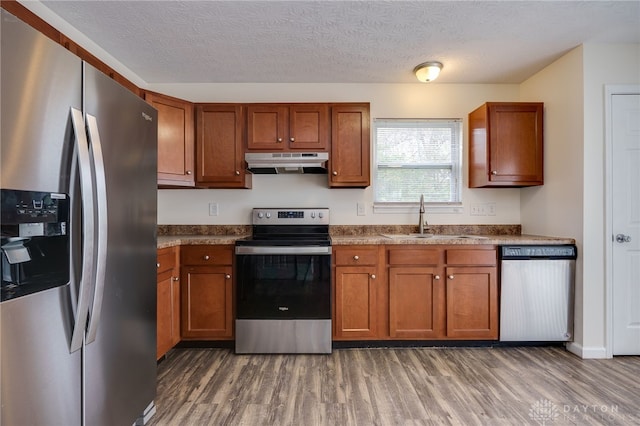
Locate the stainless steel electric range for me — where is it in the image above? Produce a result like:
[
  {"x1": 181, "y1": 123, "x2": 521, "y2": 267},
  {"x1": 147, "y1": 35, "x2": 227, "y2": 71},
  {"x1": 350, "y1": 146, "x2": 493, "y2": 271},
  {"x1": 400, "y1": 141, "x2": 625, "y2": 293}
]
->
[{"x1": 234, "y1": 208, "x2": 331, "y2": 354}]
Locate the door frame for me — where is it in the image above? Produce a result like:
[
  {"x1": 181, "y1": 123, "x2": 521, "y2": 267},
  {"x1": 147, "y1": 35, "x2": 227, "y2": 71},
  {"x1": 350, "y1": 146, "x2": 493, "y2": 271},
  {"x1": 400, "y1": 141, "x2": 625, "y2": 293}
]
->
[{"x1": 604, "y1": 85, "x2": 640, "y2": 358}]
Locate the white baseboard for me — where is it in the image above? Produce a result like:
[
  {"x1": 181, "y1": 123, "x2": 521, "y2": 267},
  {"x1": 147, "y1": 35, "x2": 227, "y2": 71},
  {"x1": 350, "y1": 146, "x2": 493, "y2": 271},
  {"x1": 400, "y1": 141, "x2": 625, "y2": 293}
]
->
[{"x1": 566, "y1": 342, "x2": 609, "y2": 359}]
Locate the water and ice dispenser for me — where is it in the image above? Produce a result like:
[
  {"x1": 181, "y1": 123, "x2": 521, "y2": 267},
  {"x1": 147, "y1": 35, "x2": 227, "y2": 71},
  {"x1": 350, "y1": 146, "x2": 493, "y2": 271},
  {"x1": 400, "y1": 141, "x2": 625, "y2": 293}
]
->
[{"x1": 1, "y1": 189, "x2": 70, "y2": 301}]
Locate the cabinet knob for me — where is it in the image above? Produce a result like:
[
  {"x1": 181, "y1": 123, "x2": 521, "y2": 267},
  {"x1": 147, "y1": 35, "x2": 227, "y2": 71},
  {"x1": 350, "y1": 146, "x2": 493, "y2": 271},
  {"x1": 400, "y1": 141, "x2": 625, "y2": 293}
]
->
[
  {"x1": 186, "y1": 170, "x2": 193, "y2": 175},
  {"x1": 448, "y1": 275, "x2": 454, "y2": 280},
  {"x1": 204, "y1": 255, "x2": 210, "y2": 260},
  {"x1": 172, "y1": 276, "x2": 179, "y2": 282},
  {"x1": 235, "y1": 170, "x2": 240, "y2": 175},
  {"x1": 290, "y1": 137, "x2": 295, "y2": 142},
  {"x1": 332, "y1": 171, "x2": 338, "y2": 176},
  {"x1": 434, "y1": 275, "x2": 440, "y2": 280},
  {"x1": 225, "y1": 274, "x2": 231, "y2": 279},
  {"x1": 156, "y1": 263, "x2": 160, "y2": 268},
  {"x1": 491, "y1": 170, "x2": 498, "y2": 175},
  {"x1": 370, "y1": 274, "x2": 376, "y2": 279},
  {"x1": 353, "y1": 255, "x2": 359, "y2": 260},
  {"x1": 277, "y1": 138, "x2": 283, "y2": 142}
]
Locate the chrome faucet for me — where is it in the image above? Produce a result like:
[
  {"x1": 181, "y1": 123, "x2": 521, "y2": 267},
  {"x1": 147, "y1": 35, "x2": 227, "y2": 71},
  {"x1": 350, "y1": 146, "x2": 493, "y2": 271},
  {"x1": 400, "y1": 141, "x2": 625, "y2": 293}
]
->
[{"x1": 418, "y1": 194, "x2": 427, "y2": 234}]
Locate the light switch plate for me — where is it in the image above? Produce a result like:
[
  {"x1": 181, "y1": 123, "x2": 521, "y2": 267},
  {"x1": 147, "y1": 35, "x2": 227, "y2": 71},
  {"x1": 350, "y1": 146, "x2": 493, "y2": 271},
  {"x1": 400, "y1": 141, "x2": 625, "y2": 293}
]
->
[
  {"x1": 209, "y1": 202, "x2": 219, "y2": 216},
  {"x1": 357, "y1": 202, "x2": 366, "y2": 216}
]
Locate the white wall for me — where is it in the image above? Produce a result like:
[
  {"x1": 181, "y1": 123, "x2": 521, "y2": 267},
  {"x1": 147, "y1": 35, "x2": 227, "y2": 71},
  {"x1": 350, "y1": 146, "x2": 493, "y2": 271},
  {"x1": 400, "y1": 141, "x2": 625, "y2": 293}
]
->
[
  {"x1": 152, "y1": 83, "x2": 522, "y2": 225},
  {"x1": 580, "y1": 43, "x2": 640, "y2": 357},
  {"x1": 520, "y1": 43, "x2": 640, "y2": 358},
  {"x1": 519, "y1": 46, "x2": 586, "y2": 350}
]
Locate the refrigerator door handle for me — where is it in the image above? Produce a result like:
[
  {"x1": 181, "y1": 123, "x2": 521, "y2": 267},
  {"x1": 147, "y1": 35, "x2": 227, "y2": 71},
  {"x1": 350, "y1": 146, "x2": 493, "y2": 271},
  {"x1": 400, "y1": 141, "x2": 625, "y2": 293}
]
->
[
  {"x1": 85, "y1": 114, "x2": 108, "y2": 344},
  {"x1": 69, "y1": 108, "x2": 97, "y2": 353}
]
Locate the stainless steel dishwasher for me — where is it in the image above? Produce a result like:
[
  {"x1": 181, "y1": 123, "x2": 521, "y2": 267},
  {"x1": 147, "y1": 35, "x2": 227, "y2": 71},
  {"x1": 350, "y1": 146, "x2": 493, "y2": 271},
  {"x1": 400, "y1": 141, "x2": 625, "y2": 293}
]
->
[{"x1": 499, "y1": 245, "x2": 577, "y2": 341}]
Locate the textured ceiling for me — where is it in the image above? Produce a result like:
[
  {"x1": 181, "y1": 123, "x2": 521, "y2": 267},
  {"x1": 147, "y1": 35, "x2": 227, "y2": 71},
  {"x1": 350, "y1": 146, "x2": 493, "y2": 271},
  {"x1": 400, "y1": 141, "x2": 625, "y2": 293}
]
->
[{"x1": 38, "y1": 0, "x2": 640, "y2": 84}]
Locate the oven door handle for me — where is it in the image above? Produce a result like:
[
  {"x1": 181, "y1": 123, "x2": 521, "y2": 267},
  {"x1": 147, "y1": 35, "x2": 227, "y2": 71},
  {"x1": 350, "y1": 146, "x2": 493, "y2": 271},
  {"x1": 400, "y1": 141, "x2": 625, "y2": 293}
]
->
[{"x1": 235, "y1": 246, "x2": 332, "y2": 255}]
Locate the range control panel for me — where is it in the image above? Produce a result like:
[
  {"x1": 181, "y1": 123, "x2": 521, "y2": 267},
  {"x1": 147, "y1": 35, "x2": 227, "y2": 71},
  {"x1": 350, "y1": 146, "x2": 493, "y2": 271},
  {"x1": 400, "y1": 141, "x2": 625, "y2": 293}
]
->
[{"x1": 251, "y1": 208, "x2": 330, "y2": 225}]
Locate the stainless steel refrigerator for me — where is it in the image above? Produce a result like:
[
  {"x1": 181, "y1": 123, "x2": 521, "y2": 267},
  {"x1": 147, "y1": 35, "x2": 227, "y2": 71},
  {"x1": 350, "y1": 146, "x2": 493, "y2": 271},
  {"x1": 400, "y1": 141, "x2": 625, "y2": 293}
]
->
[{"x1": 1, "y1": 10, "x2": 157, "y2": 425}]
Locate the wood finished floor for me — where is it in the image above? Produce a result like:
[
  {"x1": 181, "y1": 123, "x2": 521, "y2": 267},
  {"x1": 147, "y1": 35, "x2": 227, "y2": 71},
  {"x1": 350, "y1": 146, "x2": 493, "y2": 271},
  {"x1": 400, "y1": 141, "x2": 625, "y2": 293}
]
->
[{"x1": 148, "y1": 346, "x2": 640, "y2": 425}]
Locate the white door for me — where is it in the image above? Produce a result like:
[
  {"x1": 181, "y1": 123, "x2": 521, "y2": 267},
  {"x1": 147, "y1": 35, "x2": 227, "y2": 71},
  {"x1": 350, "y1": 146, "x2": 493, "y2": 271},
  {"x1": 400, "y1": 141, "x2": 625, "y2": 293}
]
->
[{"x1": 612, "y1": 93, "x2": 640, "y2": 355}]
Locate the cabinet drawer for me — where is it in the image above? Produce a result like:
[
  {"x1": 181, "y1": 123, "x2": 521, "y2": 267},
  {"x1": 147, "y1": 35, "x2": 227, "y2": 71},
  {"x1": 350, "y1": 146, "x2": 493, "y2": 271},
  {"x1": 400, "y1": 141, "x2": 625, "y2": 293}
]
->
[
  {"x1": 157, "y1": 247, "x2": 177, "y2": 275},
  {"x1": 181, "y1": 245, "x2": 233, "y2": 265},
  {"x1": 446, "y1": 249, "x2": 497, "y2": 266},
  {"x1": 388, "y1": 248, "x2": 442, "y2": 266},
  {"x1": 334, "y1": 246, "x2": 378, "y2": 265}
]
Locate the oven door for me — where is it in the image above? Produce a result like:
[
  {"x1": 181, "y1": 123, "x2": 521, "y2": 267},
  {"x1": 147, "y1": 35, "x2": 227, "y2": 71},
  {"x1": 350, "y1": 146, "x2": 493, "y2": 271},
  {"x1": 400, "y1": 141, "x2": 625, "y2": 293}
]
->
[{"x1": 235, "y1": 246, "x2": 331, "y2": 320}]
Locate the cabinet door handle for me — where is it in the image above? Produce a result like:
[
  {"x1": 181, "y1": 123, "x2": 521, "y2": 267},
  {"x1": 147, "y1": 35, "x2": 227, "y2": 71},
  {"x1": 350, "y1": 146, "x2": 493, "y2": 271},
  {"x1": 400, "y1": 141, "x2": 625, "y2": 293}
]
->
[
  {"x1": 225, "y1": 274, "x2": 231, "y2": 279},
  {"x1": 235, "y1": 170, "x2": 240, "y2": 175},
  {"x1": 186, "y1": 170, "x2": 193, "y2": 175},
  {"x1": 332, "y1": 171, "x2": 338, "y2": 176},
  {"x1": 353, "y1": 255, "x2": 359, "y2": 260},
  {"x1": 172, "y1": 276, "x2": 179, "y2": 282},
  {"x1": 277, "y1": 138, "x2": 283, "y2": 142},
  {"x1": 370, "y1": 274, "x2": 376, "y2": 279},
  {"x1": 491, "y1": 170, "x2": 497, "y2": 175},
  {"x1": 434, "y1": 275, "x2": 440, "y2": 280},
  {"x1": 290, "y1": 137, "x2": 295, "y2": 142},
  {"x1": 448, "y1": 275, "x2": 454, "y2": 280},
  {"x1": 204, "y1": 255, "x2": 210, "y2": 260},
  {"x1": 157, "y1": 263, "x2": 160, "y2": 268}
]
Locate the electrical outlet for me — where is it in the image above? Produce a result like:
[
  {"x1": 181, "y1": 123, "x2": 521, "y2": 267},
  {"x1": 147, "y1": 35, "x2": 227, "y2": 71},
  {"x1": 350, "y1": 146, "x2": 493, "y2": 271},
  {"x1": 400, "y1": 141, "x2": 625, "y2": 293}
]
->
[
  {"x1": 470, "y1": 203, "x2": 483, "y2": 216},
  {"x1": 357, "y1": 202, "x2": 366, "y2": 216},
  {"x1": 209, "y1": 202, "x2": 219, "y2": 216},
  {"x1": 487, "y1": 202, "x2": 496, "y2": 216}
]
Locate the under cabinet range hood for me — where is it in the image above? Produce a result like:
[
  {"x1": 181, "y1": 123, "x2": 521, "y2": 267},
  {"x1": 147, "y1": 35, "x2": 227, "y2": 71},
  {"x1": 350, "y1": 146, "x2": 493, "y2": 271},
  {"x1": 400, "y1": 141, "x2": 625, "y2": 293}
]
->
[{"x1": 245, "y1": 152, "x2": 329, "y2": 174}]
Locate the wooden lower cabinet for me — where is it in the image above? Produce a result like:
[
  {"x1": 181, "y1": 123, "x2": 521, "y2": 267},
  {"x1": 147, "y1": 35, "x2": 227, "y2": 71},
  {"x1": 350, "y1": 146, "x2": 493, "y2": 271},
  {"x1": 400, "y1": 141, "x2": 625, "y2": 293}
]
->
[
  {"x1": 333, "y1": 246, "x2": 380, "y2": 339},
  {"x1": 387, "y1": 247, "x2": 445, "y2": 339},
  {"x1": 445, "y1": 266, "x2": 498, "y2": 339},
  {"x1": 332, "y1": 244, "x2": 498, "y2": 341},
  {"x1": 444, "y1": 248, "x2": 498, "y2": 339},
  {"x1": 389, "y1": 266, "x2": 444, "y2": 339},
  {"x1": 180, "y1": 245, "x2": 234, "y2": 340},
  {"x1": 157, "y1": 247, "x2": 180, "y2": 359}
]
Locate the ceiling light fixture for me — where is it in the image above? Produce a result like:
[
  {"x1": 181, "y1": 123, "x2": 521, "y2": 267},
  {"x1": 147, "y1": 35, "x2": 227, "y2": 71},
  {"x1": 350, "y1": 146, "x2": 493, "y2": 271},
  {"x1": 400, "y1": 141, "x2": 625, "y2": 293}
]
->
[{"x1": 413, "y1": 61, "x2": 443, "y2": 82}]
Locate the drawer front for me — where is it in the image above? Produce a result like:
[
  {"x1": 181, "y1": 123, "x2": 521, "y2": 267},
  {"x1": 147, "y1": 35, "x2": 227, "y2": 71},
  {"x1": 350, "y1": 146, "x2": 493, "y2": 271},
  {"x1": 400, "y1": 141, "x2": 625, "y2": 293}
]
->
[
  {"x1": 446, "y1": 249, "x2": 497, "y2": 266},
  {"x1": 182, "y1": 245, "x2": 233, "y2": 265},
  {"x1": 334, "y1": 246, "x2": 378, "y2": 265},
  {"x1": 388, "y1": 248, "x2": 442, "y2": 266},
  {"x1": 157, "y1": 247, "x2": 177, "y2": 275}
]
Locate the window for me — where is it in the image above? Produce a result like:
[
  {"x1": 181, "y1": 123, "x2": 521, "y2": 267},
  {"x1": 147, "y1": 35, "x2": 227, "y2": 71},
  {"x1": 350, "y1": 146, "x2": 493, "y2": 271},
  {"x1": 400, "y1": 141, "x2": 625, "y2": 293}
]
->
[{"x1": 374, "y1": 118, "x2": 462, "y2": 208}]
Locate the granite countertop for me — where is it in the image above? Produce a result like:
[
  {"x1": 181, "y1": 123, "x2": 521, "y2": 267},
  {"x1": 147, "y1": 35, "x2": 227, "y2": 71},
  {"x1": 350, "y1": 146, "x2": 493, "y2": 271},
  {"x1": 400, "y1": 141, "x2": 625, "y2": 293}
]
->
[
  {"x1": 157, "y1": 235, "x2": 249, "y2": 249},
  {"x1": 157, "y1": 224, "x2": 575, "y2": 248},
  {"x1": 330, "y1": 234, "x2": 575, "y2": 245}
]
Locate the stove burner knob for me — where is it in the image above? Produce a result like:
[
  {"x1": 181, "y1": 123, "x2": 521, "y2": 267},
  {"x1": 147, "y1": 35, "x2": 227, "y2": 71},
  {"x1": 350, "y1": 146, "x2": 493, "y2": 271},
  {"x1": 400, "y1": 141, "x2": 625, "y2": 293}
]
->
[
  {"x1": 257, "y1": 212, "x2": 264, "y2": 218},
  {"x1": 318, "y1": 212, "x2": 324, "y2": 218},
  {"x1": 266, "y1": 212, "x2": 271, "y2": 218},
  {"x1": 311, "y1": 212, "x2": 316, "y2": 218}
]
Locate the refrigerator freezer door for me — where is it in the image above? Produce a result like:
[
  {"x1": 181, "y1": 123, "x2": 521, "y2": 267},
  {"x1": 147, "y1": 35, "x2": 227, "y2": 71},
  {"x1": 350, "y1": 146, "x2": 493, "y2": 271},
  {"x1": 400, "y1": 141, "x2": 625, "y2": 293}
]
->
[
  {"x1": 83, "y1": 65, "x2": 158, "y2": 426},
  {"x1": 1, "y1": 287, "x2": 82, "y2": 425},
  {"x1": 1, "y1": 9, "x2": 83, "y2": 426}
]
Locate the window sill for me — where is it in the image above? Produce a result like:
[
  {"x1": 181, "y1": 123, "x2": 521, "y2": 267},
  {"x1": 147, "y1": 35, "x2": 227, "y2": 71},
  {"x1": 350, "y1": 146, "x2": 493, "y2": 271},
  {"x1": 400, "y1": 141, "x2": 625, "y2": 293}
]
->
[{"x1": 373, "y1": 203, "x2": 464, "y2": 214}]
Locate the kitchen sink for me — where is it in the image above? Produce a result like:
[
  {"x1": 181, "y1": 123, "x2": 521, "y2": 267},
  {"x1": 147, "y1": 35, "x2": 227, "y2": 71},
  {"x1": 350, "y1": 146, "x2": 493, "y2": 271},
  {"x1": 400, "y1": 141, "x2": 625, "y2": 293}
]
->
[{"x1": 380, "y1": 233, "x2": 489, "y2": 240}]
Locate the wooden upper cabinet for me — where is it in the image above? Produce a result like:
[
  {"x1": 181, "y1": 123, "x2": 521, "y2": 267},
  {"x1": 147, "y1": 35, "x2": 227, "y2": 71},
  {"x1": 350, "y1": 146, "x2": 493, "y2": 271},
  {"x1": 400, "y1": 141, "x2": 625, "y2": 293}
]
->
[
  {"x1": 329, "y1": 103, "x2": 370, "y2": 188},
  {"x1": 246, "y1": 104, "x2": 329, "y2": 151},
  {"x1": 145, "y1": 91, "x2": 195, "y2": 187},
  {"x1": 469, "y1": 102, "x2": 543, "y2": 187},
  {"x1": 196, "y1": 104, "x2": 251, "y2": 189},
  {"x1": 289, "y1": 104, "x2": 329, "y2": 150}
]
